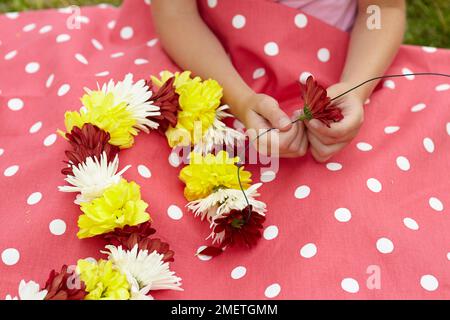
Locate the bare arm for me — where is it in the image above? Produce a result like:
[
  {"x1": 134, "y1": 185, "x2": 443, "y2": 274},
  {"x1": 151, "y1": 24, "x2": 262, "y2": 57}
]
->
[
  {"x1": 152, "y1": 0, "x2": 308, "y2": 158},
  {"x1": 340, "y1": 0, "x2": 406, "y2": 101},
  {"x1": 306, "y1": 0, "x2": 406, "y2": 162}
]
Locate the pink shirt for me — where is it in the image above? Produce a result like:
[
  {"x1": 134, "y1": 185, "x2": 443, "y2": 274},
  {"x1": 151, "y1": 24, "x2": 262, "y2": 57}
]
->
[{"x1": 275, "y1": 0, "x2": 358, "y2": 31}]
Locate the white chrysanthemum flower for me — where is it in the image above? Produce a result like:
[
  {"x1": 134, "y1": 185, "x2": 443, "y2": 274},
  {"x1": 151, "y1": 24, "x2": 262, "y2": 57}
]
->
[
  {"x1": 94, "y1": 73, "x2": 160, "y2": 132},
  {"x1": 102, "y1": 245, "x2": 183, "y2": 298},
  {"x1": 8, "y1": 280, "x2": 48, "y2": 300},
  {"x1": 187, "y1": 183, "x2": 266, "y2": 221},
  {"x1": 58, "y1": 152, "x2": 131, "y2": 204},
  {"x1": 194, "y1": 105, "x2": 246, "y2": 154}
]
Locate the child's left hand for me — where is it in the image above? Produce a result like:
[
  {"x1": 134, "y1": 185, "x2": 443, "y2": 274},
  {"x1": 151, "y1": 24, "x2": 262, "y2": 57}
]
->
[{"x1": 304, "y1": 82, "x2": 365, "y2": 162}]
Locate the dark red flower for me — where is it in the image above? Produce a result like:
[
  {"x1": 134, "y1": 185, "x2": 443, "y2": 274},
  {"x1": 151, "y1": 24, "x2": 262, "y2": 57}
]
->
[
  {"x1": 44, "y1": 265, "x2": 87, "y2": 300},
  {"x1": 147, "y1": 77, "x2": 179, "y2": 133},
  {"x1": 104, "y1": 222, "x2": 175, "y2": 262},
  {"x1": 300, "y1": 76, "x2": 344, "y2": 127},
  {"x1": 62, "y1": 123, "x2": 120, "y2": 175},
  {"x1": 198, "y1": 206, "x2": 265, "y2": 257}
]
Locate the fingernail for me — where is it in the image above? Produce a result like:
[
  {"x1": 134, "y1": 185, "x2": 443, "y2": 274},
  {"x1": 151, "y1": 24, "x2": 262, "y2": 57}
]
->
[
  {"x1": 309, "y1": 119, "x2": 319, "y2": 129},
  {"x1": 279, "y1": 117, "x2": 291, "y2": 128}
]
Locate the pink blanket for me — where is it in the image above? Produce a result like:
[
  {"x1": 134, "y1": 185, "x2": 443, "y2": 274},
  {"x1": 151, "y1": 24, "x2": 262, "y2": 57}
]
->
[{"x1": 0, "y1": 0, "x2": 449, "y2": 299}]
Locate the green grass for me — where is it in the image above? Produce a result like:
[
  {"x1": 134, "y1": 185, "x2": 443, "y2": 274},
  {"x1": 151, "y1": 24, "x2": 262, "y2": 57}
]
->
[{"x1": 0, "y1": 0, "x2": 449, "y2": 48}]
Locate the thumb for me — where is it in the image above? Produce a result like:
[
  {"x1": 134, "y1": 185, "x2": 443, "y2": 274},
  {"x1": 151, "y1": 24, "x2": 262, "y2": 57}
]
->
[{"x1": 257, "y1": 97, "x2": 292, "y2": 131}]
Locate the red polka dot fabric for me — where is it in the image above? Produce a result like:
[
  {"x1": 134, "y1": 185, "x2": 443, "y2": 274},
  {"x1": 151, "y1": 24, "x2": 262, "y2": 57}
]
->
[{"x1": 1, "y1": 0, "x2": 449, "y2": 299}]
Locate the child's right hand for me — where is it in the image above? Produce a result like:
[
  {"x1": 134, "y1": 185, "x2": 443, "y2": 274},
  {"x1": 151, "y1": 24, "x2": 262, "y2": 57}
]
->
[{"x1": 238, "y1": 93, "x2": 308, "y2": 158}]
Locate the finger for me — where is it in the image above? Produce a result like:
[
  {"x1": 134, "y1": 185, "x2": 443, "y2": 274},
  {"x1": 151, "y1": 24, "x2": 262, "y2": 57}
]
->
[
  {"x1": 255, "y1": 98, "x2": 292, "y2": 132},
  {"x1": 307, "y1": 131, "x2": 346, "y2": 162},
  {"x1": 305, "y1": 105, "x2": 363, "y2": 139},
  {"x1": 278, "y1": 123, "x2": 300, "y2": 154},
  {"x1": 305, "y1": 119, "x2": 358, "y2": 144}
]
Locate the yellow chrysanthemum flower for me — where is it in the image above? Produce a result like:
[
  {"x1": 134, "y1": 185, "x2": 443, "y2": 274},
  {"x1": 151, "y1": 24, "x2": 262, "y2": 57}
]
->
[
  {"x1": 63, "y1": 91, "x2": 138, "y2": 149},
  {"x1": 77, "y1": 179, "x2": 150, "y2": 239},
  {"x1": 179, "y1": 151, "x2": 252, "y2": 201},
  {"x1": 151, "y1": 70, "x2": 201, "y2": 92},
  {"x1": 77, "y1": 259, "x2": 130, "y2": 300}
]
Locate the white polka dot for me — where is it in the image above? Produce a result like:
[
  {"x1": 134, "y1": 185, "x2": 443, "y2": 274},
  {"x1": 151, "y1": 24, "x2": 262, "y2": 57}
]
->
[
  {"x1": 356, "y1": 142, "x2": 372, "y2": 152},
  {"x1": 341, "y1": 278, "x2": 359, "y2": 293},
  {"x1": 317, "y1": 48, "x2": 330, "y2": 62},
  {"x1": 447, "y1": 123, "x2": 450, "y2": 136},
  {"x1": 263, "y1": 225, "x2": 278, "y2": 240},
  {"x1": 0, "y1": 149, "x2": 3, "y2": 157},
  {"x1": 147, "y1": 38, "x2": 158, "y2": 47},
  {"x1": 110, "y1": 52, "x2": 124, "y2": 58},
  {"x1": 383, "y1": 80, "x2": 396, "y2": 89},
  {"x1": 6, "y1": 12, "x2": 19, "y2": 19},
  {"x1": 422, "y1": 46, "x2": 437, "y2": 53},
  {"x1": 29, "y1": 121, "x2": 42, "y2": 134},
  {"x1": 7, "y1": 98, "x2": 24, "y2": 111},
  {"x1": 300, "y1": 243, "x2": 317, "y2": 258},
  {"x1": 326, "y1": 162, "x2": 342, "y2": 171},
  {"x1": 76, "y1": 16, "x2": 90, "y2": 24},
  {"x1": 95, "y1": 71, "x2": 110, "y2": 77},
  {"x1": 402, "y1": 68, "x2": 415, "y2": 80},
  {"x1": 168, "y1": 152, "x2": 181, "y2": 167},
  {"x1": 423, "y1": 137, "x2": 434, "y2": 153},
  {"x1": 107, "y1": 20, "x2": 116, "y2": 29},
  {"x1": 294, "y1": 13, "x2": 308, "y2": 28},
  {"x1": 260, "y1": 170, "x2": 276, "y2": 183},
  {"x1": 23, "y1": 23, "x2": 36, "y2": 32},
  {"x1": 207, "y1": 0, "x2": 218, "y2": 8},
  {"x1": 120, "y1": 26, "x2": 134, "y2": 40},
  {"x1": 27, "y1": 192, "x2": 42, "y2": 205},
  {"x1": 46, "y1": 74, "x2": 55, "y2": 88},
  {"x1": 134, "y1": 58, "x2": 149, "y2": 65},
  {"x1": 334, "y1": 208, "x2": 351, "y2": 222},
  {"x1": 43, "y1": 133, "x2": 57, "y2": 147},
  {"x1": 25, "y1": 62, "x2": 40, "y2": 74},
  {"x1": 447, "y1": 252, "x2": 450, "y2": 261},
  {"x1": 231, "y1": 266, "x2": 246, "y2": 280},
  {"x1": 420, "y1": 275, "x2": 439, "y2": 292},
  {"x1": 252, "y1": 68, "x2": 266, "y2": 80},
  {"x1": 411, "y1": 103, "x2": 426, "y2": 112},
  {"x1": 90, "y1": 38, "x2": 103, "y2": 51},
  {"x1": 435, "y1": 84, "x2": 450, "y2": 92},
  {"x1": 376, "y1": 237, "x2": 394, "y2": 254},
  {"x1": 56, "y1": 34, "x2": 71, "y2": 43},
  {"x1": 49, "y1": 219, "x2": 66, "y2": 236},
  {"x1": 403, "y1": 217, "x2": 419, "y2": 231},
  {"x1": 384, "y1": 126, "x2": 400, "y2": 134},
  {"x1": 264, "y1": 42, "x2": 279, "y2": 56},
  {"x1": 299, "y1": 71, "x2": 312, "y2": 84},
  {"x1": 167, "y1": 205, "x2": 183, "y2": 220},
  {"x1": 295, "y1": 185, "x2": 310, "y2": 199},
  {"x1": 39, "y1": 25, "x2": 53, "y2": 34},
  {"x1": 264, "y1": 283, "x2": 281, "y2": 298},
  {"x1": 75, "y1": 53, "x2": 88, "y2": 65},
  {"x1": 4, "y1": 165, "x2": 19, "y2": 177},
  {"x1": 144, "y1": 0, "x2": 151, "y2": 5},
  {"x1": 367, "y1": 178, "x2": 382, "y2": 193},
  {"x1": 58, "y1": 84, "x2": 71, "y2": 97},
  {"x1": 196, "y1": 246, "x2": 213, "y2": 261},
  {"x1": 396, "y1": 156, "x2": 410, "y2": 171},
  {"x1": 4, "y1": 50, "x2": 18, "y2": 60},
  {"x1": 232, "y1": 14, "x2": 246, "y2": 29},
  {"x1": 2, "y1": 248, "x2": 20, "y2": 266},
  {"x1": 429, "y1": 197, "x2": 444, "y2": 212},
  {"x1": 137, "y1": 165, "x2": 151, "y2": 178}
]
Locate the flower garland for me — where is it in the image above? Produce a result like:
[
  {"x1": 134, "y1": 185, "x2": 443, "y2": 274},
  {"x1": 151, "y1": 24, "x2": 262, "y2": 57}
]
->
[{"x1": 7, "y1": 70, "x2": 355, "y2": 299}]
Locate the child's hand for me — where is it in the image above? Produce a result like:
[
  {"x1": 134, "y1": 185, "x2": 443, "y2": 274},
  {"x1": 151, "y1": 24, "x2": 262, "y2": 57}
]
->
[
  {"x1": 304, "y1": 83, "x2": 364, "y2": 162},
  {"x1": 240, "y1": 93, "x2": 308, "y2": 158}
]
